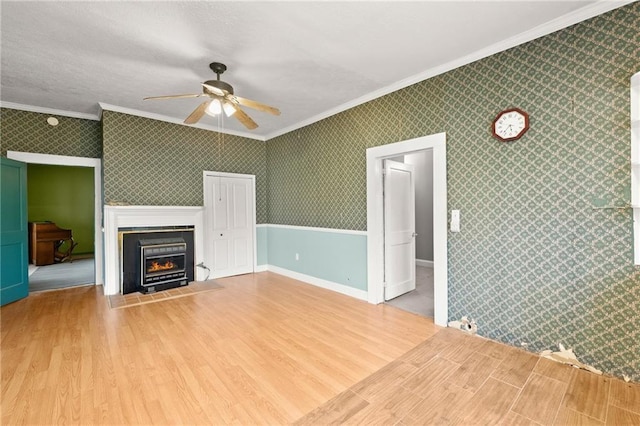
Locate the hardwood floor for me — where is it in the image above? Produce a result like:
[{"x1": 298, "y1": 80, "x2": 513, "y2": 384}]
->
[
  {"x1": 1, "y1": 272, "x2": 437, "y2": 424},
  {"x1": 297, "y1": 328, "x2": 640, "y2": 426},
  {"x1": 2, "y1": 271, "x2": 639, "y2": 425}
]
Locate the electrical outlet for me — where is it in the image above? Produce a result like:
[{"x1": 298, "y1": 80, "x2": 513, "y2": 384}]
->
[{"x1": 295, "y1": 253, "x2": 299, "y2": 261}]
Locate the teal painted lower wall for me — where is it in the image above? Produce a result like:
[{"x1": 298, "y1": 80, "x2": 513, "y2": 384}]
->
[
  {"x1": 265, "y1": 225, "x2": 367, "y2": 291},
  {"x1": 256, "y1": 226, "x2": 267, "y2": 266}
]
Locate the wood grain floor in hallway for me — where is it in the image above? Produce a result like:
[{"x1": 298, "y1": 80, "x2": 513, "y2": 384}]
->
[
  {"x1": 1, "y1": 272, "x2": 439, "y2": 425},
  {"x1": 296, "y1": 327, "x2": 640, "y2": 425}
]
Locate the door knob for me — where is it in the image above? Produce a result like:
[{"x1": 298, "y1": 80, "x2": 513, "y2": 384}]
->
[{"x1": 412, "y1": 232, "x2": 418, "y2": 237}]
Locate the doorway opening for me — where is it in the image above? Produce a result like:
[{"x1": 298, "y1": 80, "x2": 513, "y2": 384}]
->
[
  {"x1": 7, "y1": 151, "x2": 103, "y2": 291},
  {"x1": 366, "y1": 133, "x2": 448, "y2": 326},
  {"x1": 383, "y1": 153, "x2": 434, "y2": 318}
]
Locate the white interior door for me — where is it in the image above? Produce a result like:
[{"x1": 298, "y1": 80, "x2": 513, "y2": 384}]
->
[
  {"x1": 384, "y1": 160, "x2": 416, "y2": 300},
  {"x1": 205, "y1": 174, "x2": 255, "y2": 279}
]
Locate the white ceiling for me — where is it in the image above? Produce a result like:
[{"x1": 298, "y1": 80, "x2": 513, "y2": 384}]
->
[{"x1": 0, "y1": 1, "x2": 629, "y2": 140}]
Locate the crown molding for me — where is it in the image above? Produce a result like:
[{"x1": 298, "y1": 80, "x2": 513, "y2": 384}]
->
[
  {"x1": 264, "y1": 0, "x2": 634, "y2": 140},
  {"x1": 98, "y1": 103, "x2": 266, "y2": 141},
  {"x1": 0, "y1": 101, "x2": 100, "y2": 121}
]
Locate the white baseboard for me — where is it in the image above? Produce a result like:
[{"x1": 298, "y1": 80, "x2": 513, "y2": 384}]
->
[
  {"x1": 264, "y1": 265, "x2": 368, "y2": 301},
  {"x1": 255, "y1": 264, "x2": 268, "y2": 273},
  {"x1": 416, "y1": 259, "x2": 434, "y2": 268}
]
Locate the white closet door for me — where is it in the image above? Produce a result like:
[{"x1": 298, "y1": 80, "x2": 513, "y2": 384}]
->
[{"x1": 205, "y1": 175, "x2": 254, "y2": 278}]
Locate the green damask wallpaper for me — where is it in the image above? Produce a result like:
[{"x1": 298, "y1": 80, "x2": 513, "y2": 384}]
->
[
  {"x1": 267, "y1": 4, "x2": 640, "y2": 381},
  {"x1": 0, "y1": 108, "x2": 102, "y2": 158},
  {"x1": 102, "y1": 111, "x2": 267, "y2": 222}
]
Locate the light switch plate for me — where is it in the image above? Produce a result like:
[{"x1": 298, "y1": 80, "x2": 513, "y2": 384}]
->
[{"x1": 451, "y1": 210, "x2": 460, "y2": 232}]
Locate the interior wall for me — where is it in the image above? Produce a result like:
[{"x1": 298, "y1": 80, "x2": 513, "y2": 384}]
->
[
  {"x1": 404, "y1": 150, "x2": 433, "y2": 262},
  {"x1": 101, "y1": 111, "x2": 268, "y2": 223},
  {"x1": 266, "y1": 3, "x2": 640, "y2": 382},
  {"x1": 0, "y1": 108, "x2": 102, "y2": 158},
  {"x1": 27, "y1": 164, "x2": 95, "y2": 255}
]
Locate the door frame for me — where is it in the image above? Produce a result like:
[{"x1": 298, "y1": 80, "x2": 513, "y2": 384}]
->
[
  {"x1": 7, "y1": 151, "x2": 104, "y2": 286},
  {"x1": 366, "y1": 132, "x2": 448, "y2": 326},
  {"x1": 202, "y1": 170, "x2": 257, "y2": 277}
]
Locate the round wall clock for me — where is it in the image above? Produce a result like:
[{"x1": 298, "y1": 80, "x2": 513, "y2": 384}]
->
[{"x1": 492, "y1": 108, "x2": 529, "y2": 142}]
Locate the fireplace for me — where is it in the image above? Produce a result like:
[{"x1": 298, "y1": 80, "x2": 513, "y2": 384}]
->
[
  {"x1": 138, "y1": 237, "x2": 188, "y2": 292},
  {"x1": 120, "y1": 227, "x2": 195, "y2": 294}
]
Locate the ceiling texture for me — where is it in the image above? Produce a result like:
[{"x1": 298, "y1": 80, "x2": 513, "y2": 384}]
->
[{"x1": 0, "y1": 1, "x2": 631, "y2": 140}]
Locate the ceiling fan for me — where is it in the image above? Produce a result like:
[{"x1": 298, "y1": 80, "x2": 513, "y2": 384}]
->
[{"x1": 144, "y1": 62, "x2": 280, "y2": 130}]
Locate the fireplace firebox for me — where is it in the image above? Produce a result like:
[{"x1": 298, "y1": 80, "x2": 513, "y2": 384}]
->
[
  {"x1": 120, "y1": 227, "x2": 195, "y2": 295},
  {"x1": 138, "y1": 238, "x2": 188, "y2": 292}
]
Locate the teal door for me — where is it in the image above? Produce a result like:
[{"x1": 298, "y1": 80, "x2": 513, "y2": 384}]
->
[{"x1": 1, "y1": 157, "x2": 29, "y2": 306}]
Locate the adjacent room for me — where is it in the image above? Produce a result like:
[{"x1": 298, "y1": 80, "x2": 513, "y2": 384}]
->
[
  {"x1": 26, "y1": 163, "x2": 96, "y2": 292},
  {"x1": 1, "y1": 2, "x2": 639, "y2": 425}
]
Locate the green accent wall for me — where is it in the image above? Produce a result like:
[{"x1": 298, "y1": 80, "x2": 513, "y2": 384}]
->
[
  {"x1": 102, "y1": 111, "x2": 268, "y2": 223},
  {"x1": 27, "y1": 164, "x2": 95, "y2": 255},
  {"x1": 0, "y1": 108, "x2": 102, "y2": 158},
  {"x1": 266, "y1": 4, "x2": 640, "y2": 382}
]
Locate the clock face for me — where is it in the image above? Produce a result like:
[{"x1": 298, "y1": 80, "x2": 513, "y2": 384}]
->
[{"x1": 492, "y1": 108, "x2": 529, "y2": 142}]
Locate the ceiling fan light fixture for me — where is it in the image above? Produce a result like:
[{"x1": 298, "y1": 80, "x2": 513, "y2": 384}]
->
[
  {"x1": 145, "y1": 61, "x2": 278, "y2": 129},
  {"x1": 205, "y1": 98, "x2": 222, "y2": 116},
  {"x1": 223, "y1": 101, "x2": 236, "y2": 117}
]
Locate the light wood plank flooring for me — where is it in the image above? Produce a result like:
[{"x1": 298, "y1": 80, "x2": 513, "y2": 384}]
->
[
  {"x1": 2, "y1": 271, "x2": 639, "y2": 425},
  {"x1": 1, "y1": 272, "x2": 437, "y2": 424}
]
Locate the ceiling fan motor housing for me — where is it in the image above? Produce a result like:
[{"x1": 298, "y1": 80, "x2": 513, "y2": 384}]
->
[{"x1": 203, "y1": 79, "x2": 234, "y2": 95}]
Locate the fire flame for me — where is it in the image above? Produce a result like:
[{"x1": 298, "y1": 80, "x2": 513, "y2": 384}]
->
[{"x1": 148, "y1": 260, "x2": 175, "y2": 273}]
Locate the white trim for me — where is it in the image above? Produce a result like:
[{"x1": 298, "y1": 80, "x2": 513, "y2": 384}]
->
[
  {"x1": 255, "y1": 265, "x2": 268, "y2": 273},
  {"x1": 202, "y1": 170, "x2": 258, "y2": 278},
  {"x1": 203, "y1": 170, "x2": 256, "y2": 180},
  {"x1": 265, "y1": 223, "x2": 367, "y2": 236},
  {"x1": 266, "y1": 265, "x2": 368, "y2": 301},
  {"x1": 8, "y1": 151, "x2": 99, "y2": 168},
  {"x1": 7, "y1": 151, "x2": 104, "y2": 287},
  {"x1": 0, "y1": 102, "x2": 100, "y2": 121},
  {"x1": 103, "y1": 205, "x2": 205, "y2": 295},
  {"x1": 256, "y1": 224, "x2": 268, "y2": 228},
  {"x1": 631, "y1": 71, "x2": 640, "y2": 265},
  {"x1": 264, "y1": 1, "x2": 633, "y2": 140},
  {"x1": 366, "y1": 133, "x2": 448, "y2": 326},
  {"x1": 99, "y1": 103, "x2": 265, "y2": 142},
  {"x1": 416, "y1": 259, "x2": 434, "y2": 268}
]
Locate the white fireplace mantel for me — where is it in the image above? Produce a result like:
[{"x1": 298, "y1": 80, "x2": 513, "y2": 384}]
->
[{"x1": 103, "y1": 205, "x2": 205, "y2": 295}]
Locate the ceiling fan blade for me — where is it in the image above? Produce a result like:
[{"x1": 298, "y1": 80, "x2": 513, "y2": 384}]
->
[
  {"x1": 201, "y1": 83, "x2": 226, "y2": 97},
  {"x1": 227, "y1": 95, "x2": 280, "y2": 116},
  {"x1": 143, "y1": 94, "x2": 203, "y2": 101},
  {"x1": 184, "y1": 100, "x2": 211, "y2": 124},
  {"x1": 230, "y1": 104, "x2": 258, "y2": 130}
]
